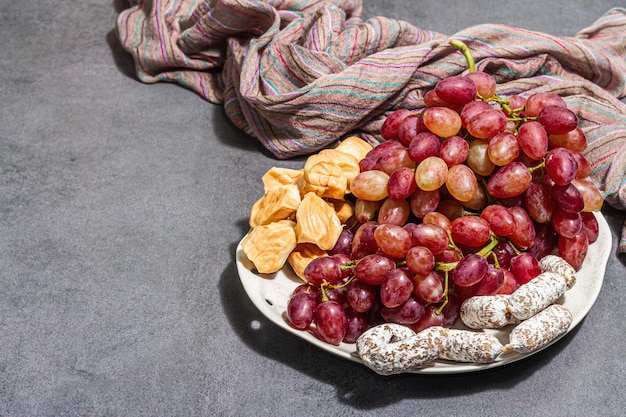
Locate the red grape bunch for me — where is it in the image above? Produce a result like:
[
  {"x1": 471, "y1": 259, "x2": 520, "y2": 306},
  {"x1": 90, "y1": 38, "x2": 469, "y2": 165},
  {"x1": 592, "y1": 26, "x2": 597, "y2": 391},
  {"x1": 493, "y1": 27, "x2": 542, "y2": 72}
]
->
[{"x1": 285, "y1": 41, "x2": 603, "y2": 346}]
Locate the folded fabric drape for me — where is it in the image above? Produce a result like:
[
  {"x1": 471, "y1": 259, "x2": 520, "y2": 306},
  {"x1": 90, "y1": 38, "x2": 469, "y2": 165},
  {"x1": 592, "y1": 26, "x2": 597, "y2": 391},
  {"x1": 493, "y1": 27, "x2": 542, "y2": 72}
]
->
[{"x1": 115, "y1": 0, "x2": 626, "y2": 252}]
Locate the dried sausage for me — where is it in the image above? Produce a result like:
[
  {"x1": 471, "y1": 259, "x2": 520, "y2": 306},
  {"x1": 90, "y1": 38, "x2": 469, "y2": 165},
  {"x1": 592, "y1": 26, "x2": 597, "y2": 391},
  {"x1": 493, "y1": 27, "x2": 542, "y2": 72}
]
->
[
  {"x1": 508, "y1": 271, "x2": 567, "y2": 321},
  {"x1": 460, "y1": 295, "x2": 519, "y2": 329},
  {"x1": 503, "y1": 304, "x2": 573, "y2": 354},
  {"x1": 539, "y1": 254, "x2": 577, "y2": 289},
  {"x1": 439, "y1": 328, "x2": 504, "y2": 363}
]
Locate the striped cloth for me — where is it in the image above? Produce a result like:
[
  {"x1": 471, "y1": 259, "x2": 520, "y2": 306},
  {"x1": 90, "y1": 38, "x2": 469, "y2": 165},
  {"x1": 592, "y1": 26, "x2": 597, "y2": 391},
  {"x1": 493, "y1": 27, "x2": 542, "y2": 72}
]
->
[{"x1": 115, "y1": 1, "x2": 626, "y2": 252}]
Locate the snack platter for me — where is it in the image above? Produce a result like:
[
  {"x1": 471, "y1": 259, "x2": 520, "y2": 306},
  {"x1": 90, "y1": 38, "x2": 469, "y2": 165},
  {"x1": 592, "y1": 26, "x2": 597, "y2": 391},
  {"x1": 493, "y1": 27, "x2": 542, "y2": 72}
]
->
[{"x1": 236, "y1": 211, "x2": 611, "y2": 374}]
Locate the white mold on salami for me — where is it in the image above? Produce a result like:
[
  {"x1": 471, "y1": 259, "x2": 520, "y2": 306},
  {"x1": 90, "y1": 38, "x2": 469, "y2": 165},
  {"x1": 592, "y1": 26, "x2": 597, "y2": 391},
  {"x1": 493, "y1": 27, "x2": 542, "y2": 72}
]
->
[
  {"x1": 508, "y1": 271, "x2": 567, "y2": 321},
  {"x1": 460, "y1": 294, "x2": 517, "y2": 329},
  {"x1": 356, "y1": 323, "x2": 416, "y2": 359},
  {"x1": 357, "y1": 325, "x2": 447, "y2": 375},
  {"x1": 504, "y1": 304, "x2": 573, "y2": 354},
  {"x1": 539, "y1": 254, "x2": 577, "y2": 289},
  {"x1": 439, "y1": 329, "x2": 504, "y2": 363}
]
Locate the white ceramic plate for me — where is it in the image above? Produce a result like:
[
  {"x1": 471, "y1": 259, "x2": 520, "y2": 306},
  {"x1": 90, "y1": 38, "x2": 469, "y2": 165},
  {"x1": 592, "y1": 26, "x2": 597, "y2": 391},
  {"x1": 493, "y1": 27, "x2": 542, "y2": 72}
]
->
[{"x1": 236, "y1": 212, "x2": 611, "y2": 374}]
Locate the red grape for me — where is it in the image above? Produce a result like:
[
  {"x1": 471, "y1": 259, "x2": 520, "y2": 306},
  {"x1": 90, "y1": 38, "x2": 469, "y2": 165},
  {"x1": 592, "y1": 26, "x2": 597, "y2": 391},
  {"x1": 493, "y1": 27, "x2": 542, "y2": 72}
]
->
[
  {"x1": 354, "y1": 253, "x2": 396, "y2": 285},
  {"x1": 581, "y1": 212, "x2": 599, "y2": 243},
  {"x1": 524, "y1": 181, "x2": 555, "y2": 223},
  {"x1": 374, "y1": 223, "x2": 412, "y2": 258},
  {"x1": 304, "y1": 256, "x2": 343, "y2": 285},
  {"x1": 453, "y1": 253, "x2": 488, "y2": 287},
  {"x1": 380, "y1": 268, "x2": 414, "y2": 308},
  {"x1": 411, "y1": 305, "x2": 444, "y2": 333},
  {"x1": 381, "y1": 109, "x2": 411, "y2": 140},
  {"x1": 377, "y1": 197, "x2": 410, "y2": 226},
  {"x1": 406, "y1": 222, "x2": 450, "y2": 254},
  {"x1": 467, "y1": 139, "x2": 495, "y2": 176},
  {"x1": 441, "y1": 293, "x2": 462, "y2": 327},
  {"x1": 407, "y1": 132, "x2": 441, "y2": 163},
  {"x1": 545, "y1": 147, "x2": 578, "y2": 186},
  {"x1": 314, "y1": 300, "x2": 347, "y2": 345},
  {"x1": 424, "y1": 89, "x2": 462, "y2": 111},
  {"x1": 461, "y1": 100, "x2": 491, "y2": 127},
  {"x1": 405, "y1": 246, "x2": 435, "y2": 276},
  {"x1": 538, "y1": 105, "x2": 578, "y2": 135},
  {"x1": 376, "y1": 146, "x2": 415, "y2": 175},
  {"x1": 509, "y1": 252, "x2": 541, "y2": 285},
  {"x1": 354, "y1": 199, "x2": 382, "y2": 223},
  {"x1": 486, "y1": 162, "x2": 532, "y2": 199},
  {"x1": 496, "y1": 268, "x2": 520, "y2": 295},
  {"x1": 572, "y1": 152, "x2": 592, "y2": 179},
  {"x1": 450, "y1": 216, "x2": 491, "y2": 248},
  {"x1": 465, "y1": 71, "x2": 497, "y2": 98},
  {"x1": 527, "y1": 223, "x2": 558, "y2": 260},
  {"x1": 422, "y1": 106, "x2": 462, "y2": 138},
  {"x1": 558, "y1": 232, "x2": 589, "y2": 270},
  {"x1": 381, "y1": 295, "x2": 426, "y2": 325},
  {"x1": 508, "y1": 206, "x2": 536, "y2": 250},
  {"x1": 435, "y1": 75, "x2": 477, "y2": 105},
  {"x1": 350, "y1": 221, "x2": 378, "y2": 259},
  {"x1": 422, "y1": 211, "x2": 452, "y2": 233},
  {"x1": 466, "y1": 109, "x2": 507, "y2": 139},
  {"x1": 415, "y1": 156, "x2": 448, "y2": 191},
  {"x1": 439, "y1": 135, "x2": 469, "y2": 166},
  {"x1": 351, "y1": 170, "x2": 389, "y2": 201},
  {"x1": 524, "y1": 92, "x2": 566, "y2": 117},
  {"x1": 473, "y1": 264, "x2": 505, "y2": 296},
  {"x1": 329, "y1": 229, "x2": 354, "y2": 256},
  {"x1": 287, "y1": 292, "x2": 317, "y2": 330},
  {"x1": 413, "y1": 270, "x2": 445, "y2": 303},
  {"x1": 343, "y1": 308, "x2": 370, "y2": 343},
  {"x1": 480, "y1": 204, "x2": 516, "y2": 236},
  {"x1": 551, "y1": 208, "x2": 583, "y2": 238},
  {"x1": 552, "y1": 183, "x2": 585, "y2": 213},
  {"x1": 517, "y1": 120, "x2": 549, "y2": 160},
  {"x1": 346, "y1": 280, "x2": 377, "y2": 313},
  {"x1": 445, "y1": 164, "x2": 478, "y2": 202},
  {"x1": 571, "y1": 178, "x2": 604, "y2": 212},
  {"x1": 548, "y1": 127, "x2": 587, "y2": 152},
  {"x1": 488, "y1": 132, "x2": 520, "y2": 166},
  {"x1": 398, "y1": 114, "x2": 429, "y2": 147},
  {"x1": 387, "y1": 166, "x2": 418, "y2": 201},
  {"x1": 409, "y1": 187, "x2": 440, "y2": 219}
]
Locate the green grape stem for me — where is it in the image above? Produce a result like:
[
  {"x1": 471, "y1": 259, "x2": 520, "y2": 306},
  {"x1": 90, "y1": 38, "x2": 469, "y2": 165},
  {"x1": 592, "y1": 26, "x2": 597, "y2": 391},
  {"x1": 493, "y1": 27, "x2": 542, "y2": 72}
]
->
[
  {"x1": 449, "y1": 39, "x2": 476, "y2": 72},
  {"x1": 435, "y1": 270, "x2": 450, "y2": 315},
  {"x1": 436, "y1": 233, "x2": 500, "y2": 272},
  {"x1": 319, "y1": 283, "x2": 329, "y2": 302}
]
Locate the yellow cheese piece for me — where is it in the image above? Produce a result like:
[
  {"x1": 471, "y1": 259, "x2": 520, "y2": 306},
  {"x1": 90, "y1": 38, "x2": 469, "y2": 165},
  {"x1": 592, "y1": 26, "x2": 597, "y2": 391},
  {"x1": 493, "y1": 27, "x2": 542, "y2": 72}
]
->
[
  {"x1": 261, "y1": 167, "x2": 303, "y2": 192},
  {"x1": 249, "y1": 184, "x2": 301, "y2": 228},
  {"x1": 296, "y1": 193, "x2": 342, "y2": 250},
  {"x1": 242, "y1": 220, "x2": 297, "y2": 274},
  {"x1": 335, "y1": 136, "x2": 373, "y2": 162},
  {"x1": 301, "y1": 149, "x2": 359, "y2": 199}
]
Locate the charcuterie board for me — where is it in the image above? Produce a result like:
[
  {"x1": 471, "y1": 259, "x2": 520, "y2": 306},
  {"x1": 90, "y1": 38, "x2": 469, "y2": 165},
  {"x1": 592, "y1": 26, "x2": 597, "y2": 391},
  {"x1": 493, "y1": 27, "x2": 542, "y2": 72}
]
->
[{"x1": 236, "y1": 212, "x2": 611, "y2": 374}]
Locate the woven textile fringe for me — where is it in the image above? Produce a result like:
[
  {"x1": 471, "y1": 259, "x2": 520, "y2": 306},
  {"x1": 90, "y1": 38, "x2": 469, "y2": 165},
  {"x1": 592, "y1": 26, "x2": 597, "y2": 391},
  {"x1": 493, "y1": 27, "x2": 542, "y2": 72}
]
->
[{"x1": 115, "y1": 1, "x2": 626, "y2": 252}]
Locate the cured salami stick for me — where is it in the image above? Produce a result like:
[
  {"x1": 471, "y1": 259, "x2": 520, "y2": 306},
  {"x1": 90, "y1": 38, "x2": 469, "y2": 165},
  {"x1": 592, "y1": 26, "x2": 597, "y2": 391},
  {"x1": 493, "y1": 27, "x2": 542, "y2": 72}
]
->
[
  {"x1": 439, "y1": 328, "x2": 504, "y2": 363},
  {"x1": 356, "y1": 323, "x2": 416, "y2": 359},
  {"x1": 504, "y1": 304, "x2": 573, "y2": 354},
  {"x1": 539, "y1": 255, "x2": 577, "y2": 289},
  {"x1": 359, "y1": 326, "x2": 445, "y2": 375},
  {"x1": 508, "y1": 271, "x2": 568, "y2": 321},
  {"x1": 460, "y1": 294, "x2": 519, "y2": 329}
]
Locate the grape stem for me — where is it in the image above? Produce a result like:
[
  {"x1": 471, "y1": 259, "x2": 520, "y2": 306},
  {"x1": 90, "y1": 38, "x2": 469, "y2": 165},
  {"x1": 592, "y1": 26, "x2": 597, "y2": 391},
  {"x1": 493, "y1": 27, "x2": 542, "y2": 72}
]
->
[
  {"x1": 319, "y1": 284, "x2": 329, "y2": 302},
  {"x1": 449, "y1": 39, "x2": 476, "y2": 72},
  {"x1": 435, "y1": 271, "x2": 450, "y2": 315}
]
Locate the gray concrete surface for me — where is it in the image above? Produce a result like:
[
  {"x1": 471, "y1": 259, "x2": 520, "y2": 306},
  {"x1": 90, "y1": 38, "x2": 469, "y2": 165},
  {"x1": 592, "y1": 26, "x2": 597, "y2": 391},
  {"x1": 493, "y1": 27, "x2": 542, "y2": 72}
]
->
[{"x1": 1, "y1": 1, "x2": 624, "y2": 416}]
